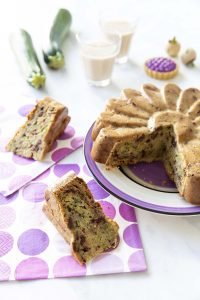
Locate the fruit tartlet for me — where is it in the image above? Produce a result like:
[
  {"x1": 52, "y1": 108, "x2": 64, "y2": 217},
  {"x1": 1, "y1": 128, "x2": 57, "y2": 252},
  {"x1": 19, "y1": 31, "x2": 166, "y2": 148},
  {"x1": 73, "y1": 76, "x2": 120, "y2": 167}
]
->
[{"x1": 145, "y1": 57, "x2": 178, "y2": 80}]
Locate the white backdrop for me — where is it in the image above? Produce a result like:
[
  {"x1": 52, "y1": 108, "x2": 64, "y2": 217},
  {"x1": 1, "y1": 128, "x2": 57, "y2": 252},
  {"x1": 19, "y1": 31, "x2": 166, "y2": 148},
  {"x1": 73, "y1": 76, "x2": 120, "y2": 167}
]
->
[{"x1": 1, "y1": 0, "x2": 200, "y2": 299}]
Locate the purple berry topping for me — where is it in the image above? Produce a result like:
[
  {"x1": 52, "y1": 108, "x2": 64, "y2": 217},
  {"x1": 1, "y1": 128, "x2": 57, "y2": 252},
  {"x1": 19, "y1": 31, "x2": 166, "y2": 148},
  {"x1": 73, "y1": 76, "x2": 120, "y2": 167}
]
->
[{"x1": 146, "y1": 57, "x2": 176, "y2": 72}]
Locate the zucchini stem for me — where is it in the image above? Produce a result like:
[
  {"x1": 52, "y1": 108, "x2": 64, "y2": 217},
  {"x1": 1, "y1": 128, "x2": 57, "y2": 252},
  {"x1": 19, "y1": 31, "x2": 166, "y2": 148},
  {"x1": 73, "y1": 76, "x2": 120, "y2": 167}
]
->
[
  {"x1": 43, "y1": 8, "x2": 72, "y2": 69},
  {"x1": 28, "y1": 72, "x2": 46, "y2": 89},
  {"x1": 43, "y1": 48, "x2": 65, "y2": 69},
  {"x1": 10, "y1": 29, "x2": 46, "y2": 89}
]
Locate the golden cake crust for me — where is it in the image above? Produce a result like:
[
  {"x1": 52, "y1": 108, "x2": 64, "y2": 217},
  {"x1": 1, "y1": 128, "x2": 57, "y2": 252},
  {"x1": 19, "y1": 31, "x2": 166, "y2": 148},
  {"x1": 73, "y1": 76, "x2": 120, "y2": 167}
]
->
[
  {"x1": 6, "y1": 97, "x2": 70, "y2": 160},
  {"x1": 91, "y1": 83, "x2": 200, "y2": 204},
  {"x1": 43, "y1": 172, "x2": 119, "y2": 264}
]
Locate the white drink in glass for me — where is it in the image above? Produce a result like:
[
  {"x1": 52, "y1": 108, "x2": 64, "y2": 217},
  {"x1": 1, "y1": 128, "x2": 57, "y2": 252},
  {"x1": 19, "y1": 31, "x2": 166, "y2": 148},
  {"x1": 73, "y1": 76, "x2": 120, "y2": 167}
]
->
[
  {"x1": 100, "y1": 11, "x2": 137, "y2": 64},
  {"x1": 103, "y1": 20, "x2": 134, "y2": 63},
  {"x1": 77, "y1": 34, "x2": 120, "y2": 87}
]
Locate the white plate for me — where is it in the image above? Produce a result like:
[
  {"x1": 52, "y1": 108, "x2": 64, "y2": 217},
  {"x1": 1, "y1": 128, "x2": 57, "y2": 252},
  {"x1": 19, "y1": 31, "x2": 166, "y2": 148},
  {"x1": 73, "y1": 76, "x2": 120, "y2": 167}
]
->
[{"x1": 84, "y1": 124, "x2": 200, "y2": 215}]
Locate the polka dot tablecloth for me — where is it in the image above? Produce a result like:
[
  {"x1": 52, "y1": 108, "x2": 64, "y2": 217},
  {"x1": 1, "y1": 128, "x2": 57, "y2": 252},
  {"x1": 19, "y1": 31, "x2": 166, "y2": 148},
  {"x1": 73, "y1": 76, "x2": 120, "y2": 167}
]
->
[
  {"x1": 0, "y1": 97, "x2": 83, "y2": 197},
  {"x1": 0, "y1": 149, "x2": 147, "y2": 281}
]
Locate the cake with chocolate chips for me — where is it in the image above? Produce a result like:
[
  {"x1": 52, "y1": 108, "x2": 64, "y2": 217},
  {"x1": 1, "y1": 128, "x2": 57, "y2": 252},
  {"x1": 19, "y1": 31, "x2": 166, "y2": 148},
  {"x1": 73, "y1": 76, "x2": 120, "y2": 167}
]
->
[
  {"x1": 91, "y1": 83, "x2": 200, "y2": 205},
  {"x1": 43, "y1": 172, "x2": 119, "y2": 264},
  {"x1": 6, "y1": 97, "x2": 70, "y2": 160}
]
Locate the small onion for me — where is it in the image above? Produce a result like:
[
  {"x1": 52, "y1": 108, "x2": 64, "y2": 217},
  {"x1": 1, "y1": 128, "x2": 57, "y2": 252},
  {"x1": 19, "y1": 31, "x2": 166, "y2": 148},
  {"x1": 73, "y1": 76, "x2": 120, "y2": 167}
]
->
[{"x1": 181, "y1": 49, "x2": 197, "y2": 65}]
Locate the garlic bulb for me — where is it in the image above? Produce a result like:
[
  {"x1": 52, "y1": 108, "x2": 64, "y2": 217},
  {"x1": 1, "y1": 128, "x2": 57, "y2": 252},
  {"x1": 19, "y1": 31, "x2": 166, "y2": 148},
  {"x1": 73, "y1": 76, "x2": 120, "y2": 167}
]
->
[{"x1": 181, "y1": 49, "x2": 197, "y2": 65}]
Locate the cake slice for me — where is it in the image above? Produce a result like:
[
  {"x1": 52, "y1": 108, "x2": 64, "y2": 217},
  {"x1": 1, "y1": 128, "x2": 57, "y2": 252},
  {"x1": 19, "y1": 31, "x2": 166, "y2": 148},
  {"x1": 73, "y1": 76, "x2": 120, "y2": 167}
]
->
[
  {"x1": 43, "y1": 172, "x2": 119, "y2": 264},
  {"x1": 6, "y1": 97, "x2": 70, "y2": 160}
]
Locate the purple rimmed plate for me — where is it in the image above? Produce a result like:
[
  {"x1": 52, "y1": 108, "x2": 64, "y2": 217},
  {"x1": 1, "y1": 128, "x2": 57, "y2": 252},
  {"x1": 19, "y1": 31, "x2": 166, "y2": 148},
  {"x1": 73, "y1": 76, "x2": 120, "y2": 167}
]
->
[{"x1": 84, "y1": 123, "x2": 200, "y2": 215}]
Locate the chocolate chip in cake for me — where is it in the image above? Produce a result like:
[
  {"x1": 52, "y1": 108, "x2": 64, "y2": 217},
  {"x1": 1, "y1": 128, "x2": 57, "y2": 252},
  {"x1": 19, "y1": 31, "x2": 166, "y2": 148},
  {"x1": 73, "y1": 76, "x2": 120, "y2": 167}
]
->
[
  {"x1": 136, "y1": 134, "x2": 144, "y2": 142},
  {"x1": 68, "y1": 217, "x2": 73, "y2": 229},
  {"x1": 6, "y1": 98, "x2": 70, "y2": 161},
  {"x1": 80, "y1": 235, "x2": 86, "y2": 245}
]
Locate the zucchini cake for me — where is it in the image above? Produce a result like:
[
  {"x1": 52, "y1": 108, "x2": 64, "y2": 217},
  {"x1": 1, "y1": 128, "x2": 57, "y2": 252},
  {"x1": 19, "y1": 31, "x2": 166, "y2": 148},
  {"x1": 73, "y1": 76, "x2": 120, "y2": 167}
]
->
[
  {"x1": 43, "y1": 172, "x2": 119, "y2": 264},
  {"x1": 91, "y1": 83, "x2": 200, "y2": 205},
  {"x1": 6, "y1": 97, "x2": 70, "y2": 160}
]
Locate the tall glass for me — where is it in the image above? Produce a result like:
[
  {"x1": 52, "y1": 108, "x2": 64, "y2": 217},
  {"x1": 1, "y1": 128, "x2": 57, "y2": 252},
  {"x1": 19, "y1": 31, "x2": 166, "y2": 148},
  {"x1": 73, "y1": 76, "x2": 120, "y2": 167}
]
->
[{"x1": 100, "y1": 12, "x2": 138, "y2": 64}]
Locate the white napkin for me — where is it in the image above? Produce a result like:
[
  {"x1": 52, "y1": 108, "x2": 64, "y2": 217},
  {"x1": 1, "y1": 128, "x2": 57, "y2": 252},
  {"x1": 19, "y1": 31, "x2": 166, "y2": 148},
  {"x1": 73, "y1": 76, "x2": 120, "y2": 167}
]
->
[{"x1": 0, "y1": 148, "x2": 146, "y2": 281}]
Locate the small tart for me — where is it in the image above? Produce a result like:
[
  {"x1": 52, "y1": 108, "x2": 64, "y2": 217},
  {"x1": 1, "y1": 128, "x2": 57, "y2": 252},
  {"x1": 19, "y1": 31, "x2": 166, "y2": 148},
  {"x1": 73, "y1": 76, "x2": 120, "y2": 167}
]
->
[{"x1": 145, "y1": 57, "x2": 178, "y2": 80}]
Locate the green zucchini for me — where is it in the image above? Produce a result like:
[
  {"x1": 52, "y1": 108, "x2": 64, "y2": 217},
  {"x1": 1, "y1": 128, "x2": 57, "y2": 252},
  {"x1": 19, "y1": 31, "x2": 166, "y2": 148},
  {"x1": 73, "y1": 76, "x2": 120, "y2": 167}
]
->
[
  {"x1": 43, "y1": 8, "x2": 72, "y2": 69},
  {"x1": 10, "y1": 29, "x2": 46, "y2": 89}
]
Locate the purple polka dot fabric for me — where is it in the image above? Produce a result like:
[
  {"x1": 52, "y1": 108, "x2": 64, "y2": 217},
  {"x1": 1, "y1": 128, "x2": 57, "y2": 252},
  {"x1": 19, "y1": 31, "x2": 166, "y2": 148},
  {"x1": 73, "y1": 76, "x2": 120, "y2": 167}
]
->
[
  {"x1": 17, "y1": 229, "x2": 49, "y2": 255},
  {"x1": 0, "y1": 97, "x2": 83, "y2": 197},
  {"x1": 53, "y1": 163, "x2": 80, "y2": 177},
  {"x1": 128, "y1": 251, "x2": 146, "y2": 272},
  {"x1": 12, "y1": 154, "x2": 35, "y2": 165},
  {"x1": 87, "y1": 180, "x2": 109, "y2": 200},
  {"x1": 0, "y1": 162, "x2": 16, "y2": 179},
  {"x1": 71, "y1": 136, "x2": 84, "y2": 149},
  {"x1": 99, "y1": 201, "x2": 116, "y2": 219},
  {"x1": 34, "y1": 169, "x2": 51, "y2": 181},
  {"x1": 53, "y1": 256, "x2": 87, "y2": 277},
  {"x1": 91, "y1": 253, "x2": 124, "y2": 275},
  {"x1": 119, "y1": 203, "x2": 137, "y2": 222},
  {"x1": 15, "y1": 257, "x2": 49, "y2": 280},
  {"x1": 0, "y1": 159, "x2": 146, "y2": 281},
  {"x1": 0, "y1": 96, "x2": 146, "y2": 281},
  {"x1": 8, "y1": 175, "x2": 32, "y2": 191},
  {"x1": 51, "y1": 148, "x2": 74, "y2": 162},
  {"x1": 0, "y1": 232, "x2": 14, "y2": 257},
  {"x1": 0, "y1": 207, "x2": 16, "y2": 229},
  {"x1": 0, "y1": 260, "x2": 11, "y2": 280},
  {"x1": 0, "y1": 129, "x2": 83, "y2": 196},
  {"x1": 123, "y1": 224, "x2": 143, "y2": 248},
  {"x1": 18, "y1": 104, "x2": 35, "y2": 117},
  {"x1": 57, "y1": 126, "x2": 75, "y2": 140},
  {"x1": 22, "y1": 182, "x2": 48, "y2": 202},
  {"x1": 0, "y1": 191, "x2": 18, "y2": 205}
]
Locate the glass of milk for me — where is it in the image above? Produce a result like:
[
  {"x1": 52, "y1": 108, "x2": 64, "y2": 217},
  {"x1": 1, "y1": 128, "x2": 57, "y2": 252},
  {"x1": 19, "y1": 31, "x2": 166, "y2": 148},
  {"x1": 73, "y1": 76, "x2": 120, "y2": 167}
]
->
[
  {"x1": 100, "y1": 13, "x2": 138, "y2": 64},
  {"x1": 76, "y1": 31, "x2": 120, "y2": 87}
]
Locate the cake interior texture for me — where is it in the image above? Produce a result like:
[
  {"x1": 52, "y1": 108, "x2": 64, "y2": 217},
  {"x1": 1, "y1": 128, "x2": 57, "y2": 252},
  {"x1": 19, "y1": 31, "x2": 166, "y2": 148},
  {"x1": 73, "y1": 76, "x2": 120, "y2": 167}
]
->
[
  {"x1": 6, "y1": 97, "x2": 70, "y2": 160},
  {"x1": 44, "y1": 173, "x2": 119, "y2": 264},
  {"x1": 91, "y1": 83, "x2": 200, "y2": 204},
  {"x1": 104, "y1": 125, "x2": 186, "y2": 193}
]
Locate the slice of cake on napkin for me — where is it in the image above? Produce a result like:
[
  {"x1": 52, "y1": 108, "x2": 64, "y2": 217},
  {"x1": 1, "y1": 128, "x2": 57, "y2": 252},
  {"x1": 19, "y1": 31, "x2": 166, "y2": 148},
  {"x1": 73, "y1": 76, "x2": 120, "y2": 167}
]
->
[
  {"x1": 43, "y1": 172, "x2": 119, "y2": 264},
  {"x1": 6, "y1": 97, "x2": 70, "y2": 160}
]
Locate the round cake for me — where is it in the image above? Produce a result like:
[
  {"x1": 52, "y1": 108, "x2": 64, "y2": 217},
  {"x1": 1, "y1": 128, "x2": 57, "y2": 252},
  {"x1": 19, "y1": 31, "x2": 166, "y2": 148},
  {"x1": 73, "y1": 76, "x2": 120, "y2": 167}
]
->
[
  {"x1": 91, "y1": 83, "x2": 200, "y2": 205},
  {"x1": 145, "y1": 57, "x2": 178, "y2": 80}
]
